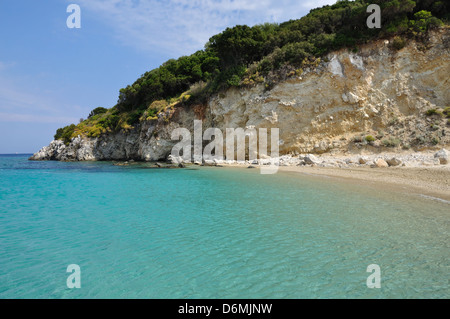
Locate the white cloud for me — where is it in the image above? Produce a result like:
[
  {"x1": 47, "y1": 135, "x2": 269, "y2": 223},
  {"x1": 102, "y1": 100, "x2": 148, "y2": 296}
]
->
[
  {"x1": 0, "y1": 75, "x2": 65, "y2": 114},
  {"x1": 0, "y1": 74, "x2": 82, "y2": 124},
  {"x1": 75, "y1": 0, "x2": 337, "y2": 57},
  {"x1": 0, "y1": 112, "x2": 79, "y2": 124},
  {"x1": 300, "y1": 1, "x2": 337, "y2": 9}
]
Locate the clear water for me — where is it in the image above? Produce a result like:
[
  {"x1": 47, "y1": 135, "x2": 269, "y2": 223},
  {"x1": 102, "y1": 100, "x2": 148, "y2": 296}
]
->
[{"x1": 0, "y1": 154, "x2": 448, "y2": 299}]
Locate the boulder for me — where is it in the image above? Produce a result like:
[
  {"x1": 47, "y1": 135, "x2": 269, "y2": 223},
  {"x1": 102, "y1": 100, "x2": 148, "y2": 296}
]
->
[
  {"x1": 304, "y1": 154, "x2": 319, "y2": 165},
  {"x1": 386, "y1": 157, "x2": 402, "y2": 167},
  {"x1": 168, "y1": 155, "x2": 181, "y2": 164},
  {"x1": 434, "y1": 149, "x2": 449, "y2": 165},
  {"x1": 345, "y1": 158, "x2": 354, "y2": 164},
  {"x1": 358, "y1": 156, "x2": 369, "y2": 164},
  {"x1": 374, "y1": 158, "x2": 389, "y2": 168},
  {"x1": 203, "y1": 160, "x2": 216, "y2": 166},
  {"x1": 29, "y1": 140, "x2": 66, "y2": 161},
  {"x1": 297, "y1": 160, "x2": 306, "y2": 166}
]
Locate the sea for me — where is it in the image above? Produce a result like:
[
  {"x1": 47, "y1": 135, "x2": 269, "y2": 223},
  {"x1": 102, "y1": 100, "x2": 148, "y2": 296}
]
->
[{"x1": 0, "y1": 154, "x2": 448, "y2": 298}]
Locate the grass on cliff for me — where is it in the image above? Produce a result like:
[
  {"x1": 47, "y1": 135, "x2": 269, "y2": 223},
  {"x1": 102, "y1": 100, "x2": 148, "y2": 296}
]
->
[{"x1": 54, "y1": 0, "x2": 450, "y2": 143}]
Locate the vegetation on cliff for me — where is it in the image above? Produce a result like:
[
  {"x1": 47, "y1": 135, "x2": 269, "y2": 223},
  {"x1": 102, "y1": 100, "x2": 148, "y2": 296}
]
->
[{"x1": 55, "y1": 0, "x2": 449, "y2": 144}]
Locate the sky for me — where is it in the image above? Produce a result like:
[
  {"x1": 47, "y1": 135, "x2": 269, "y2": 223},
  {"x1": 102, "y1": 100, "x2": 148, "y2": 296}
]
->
[{"x1": 0, "y1": 0, "x2": 337, "y2": 153}]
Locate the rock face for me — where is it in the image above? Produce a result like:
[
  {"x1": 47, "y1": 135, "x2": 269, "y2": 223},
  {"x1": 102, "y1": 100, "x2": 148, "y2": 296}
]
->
[
  {"x1": 31, "y1": 29, "x2": 450, "y2": 162},
  {"x1": 30, "y1": 140, "x2": 67, "y2": 161}
]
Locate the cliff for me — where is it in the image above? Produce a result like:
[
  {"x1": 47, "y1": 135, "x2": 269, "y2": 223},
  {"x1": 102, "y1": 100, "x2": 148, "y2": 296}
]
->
[{"x1": 30, "y1": 29, "x2": 450, "y2": 162}]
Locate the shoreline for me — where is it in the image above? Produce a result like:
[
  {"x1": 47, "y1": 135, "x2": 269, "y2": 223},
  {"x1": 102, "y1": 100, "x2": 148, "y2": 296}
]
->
[
  {"x1": 27, "y1": 149, "x2": 450, "y2": 202},
  {"x1": 277, "y1": 165, "x2": 450, "y2": 202},
  {"x1": 196, "y1": 150, "x2": 450, "y2": 202}
]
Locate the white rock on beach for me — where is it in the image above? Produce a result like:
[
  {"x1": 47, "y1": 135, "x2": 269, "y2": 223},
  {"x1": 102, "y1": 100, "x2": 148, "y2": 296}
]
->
[
  {"x1": 304, "y1": 154, "x2": 319, "y2": 165},
  {"x1": 374, "y1": 158, "x2": 389, "y2": 168},
  {"x1": 434, "y1": 149, "x2": 449, "y2": 165},
  {"x1": 386, "y1": 157, "x2": 402, "y2": 167}
]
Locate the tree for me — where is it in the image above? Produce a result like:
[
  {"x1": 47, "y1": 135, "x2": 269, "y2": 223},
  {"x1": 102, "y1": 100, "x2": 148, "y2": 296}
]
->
[{"x1": 88, "y1": 107, "x2": 108, "y2": 118}]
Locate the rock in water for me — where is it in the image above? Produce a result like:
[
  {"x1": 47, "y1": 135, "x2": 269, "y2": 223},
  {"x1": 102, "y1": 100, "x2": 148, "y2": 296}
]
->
[{"x1": 29, "y1": 140, "x2": 66, "y2": 161}]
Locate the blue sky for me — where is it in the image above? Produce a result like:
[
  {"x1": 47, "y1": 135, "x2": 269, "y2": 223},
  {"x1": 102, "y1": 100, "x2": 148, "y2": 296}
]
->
[{"x1": 0, "y1": 0, "x2": 336, "y2": 153}]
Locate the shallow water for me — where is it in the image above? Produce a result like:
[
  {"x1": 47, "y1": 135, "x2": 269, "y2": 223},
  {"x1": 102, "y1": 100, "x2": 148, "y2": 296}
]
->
[{"x1": 0, "y1": 155, "x2": 448, "y2": 298}]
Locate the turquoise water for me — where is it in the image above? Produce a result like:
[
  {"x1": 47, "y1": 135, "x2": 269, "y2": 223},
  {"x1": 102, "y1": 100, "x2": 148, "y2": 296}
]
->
[{"x1": 0, "y1": 154, "x2": 448, "y2": 299}]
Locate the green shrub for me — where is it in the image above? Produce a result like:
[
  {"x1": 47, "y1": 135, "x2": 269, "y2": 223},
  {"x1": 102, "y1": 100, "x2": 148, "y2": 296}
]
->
[
  {"x1": 126, "y1": 110, "x2": 145, "y2": 125},
  {"x1": 388, "y1": 117, "x2": 399, "y2": 126},
  {"x1": 430, "y1": 124, "x2": 439, "y2": 131},
  {"x1": 392, "y1": 36, "x2": 406, "y2": 50},
  {"x1": 258, "y1": 58, "x2": 273, "y2": 74},
  {"x1": 425, "y1": 109, "x2": 440, "y2": 116},
  {"x1": 431, "y1": 137, "x2": 440, "y2": 145},
  {"x1": 54, "y1": 124, "x2": 76, "y2": 145},
  {"x1": 88, "y1": 107, "x2": 108, "y2": 118},
  {"x1": 264, "y1": 80, "x2": 275, "y2": 92},
  {"x1": 410, "y1": 10, "x2": 443, "y2": 33},
  {"x1": 402, "y1": 144, "x2": 411, "y2": 150},
  {"x1": 443, "y1": 107, "x2": 450, "y2": 118},
  {"x1": 382, "y1": 137, "x2": 401, "y2": 148},
  {"x1": 98, "y1": 114, "x2": 120, "y2": 130},
  {"x1": 281, "y1": 42, "x2": 313, "y2": 65},
  {"x1": 365, "y1": 135, "x2": 376, "y2": 143}
]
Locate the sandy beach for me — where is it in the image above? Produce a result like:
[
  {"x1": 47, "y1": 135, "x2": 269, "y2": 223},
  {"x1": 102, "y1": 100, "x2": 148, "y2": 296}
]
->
[{"x1": 279, "y1": 165, "x2": 450, "y2": 202}]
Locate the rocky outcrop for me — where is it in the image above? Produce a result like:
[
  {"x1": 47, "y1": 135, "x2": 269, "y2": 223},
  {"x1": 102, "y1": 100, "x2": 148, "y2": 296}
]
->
[{"x1": 31, "y1": 29, "x2": 450, "y2": 162}]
